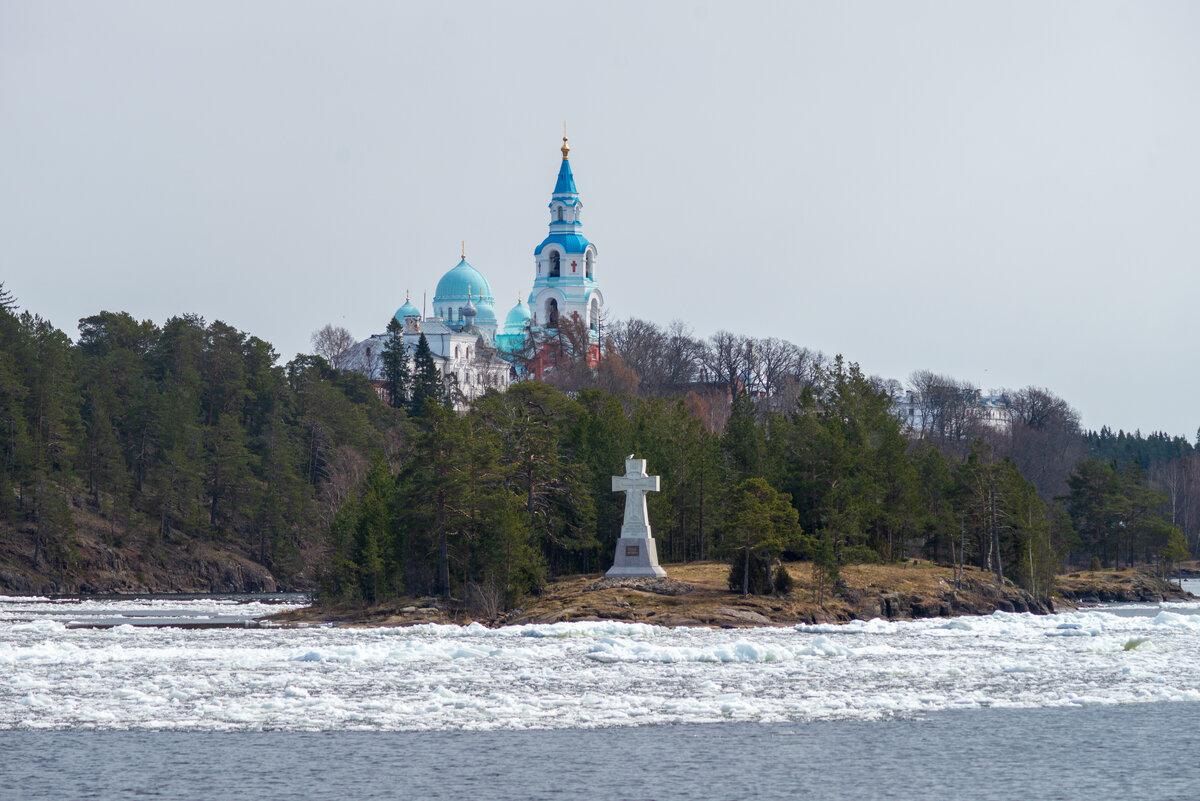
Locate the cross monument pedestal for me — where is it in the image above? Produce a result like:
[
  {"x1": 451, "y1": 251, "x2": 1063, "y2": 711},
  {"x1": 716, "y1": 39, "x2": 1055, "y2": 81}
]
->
[{"x1": 606, "y1": 457, "x2": 667, "y2": 578}]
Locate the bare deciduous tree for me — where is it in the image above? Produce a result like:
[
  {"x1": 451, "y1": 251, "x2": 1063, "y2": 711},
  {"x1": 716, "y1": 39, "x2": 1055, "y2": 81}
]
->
[
  {"x1": 1010, "y1": 386, "x2": 1080, "y2": 432},
  {"x1": 1006, "y1": 386, "x2": 1084, "y2": 500},
  {"x1": 606, "y1": 318, "x2": 705, "y2": 396},
  {"x1": 595, "y1": 348, "x2": 639, "y2": 395},
  {"x1": 350, "y1": 341, "x2": 382, "y2": 380},
  {"x1": 659, "y1": 320, "x2": 706, "y2": 392},
  {"x1": 907, "y1": 370, "x2": 986, "y2": 448},
  {"x1": 310, "y1": 324, "x2": 357, "y2": 370},
  {"x1": 747, "y1": 338, "x2": 792, "y2": 397},
  {"x1": 705, "y1": 330, "x2": 752, "y2": 399},
  {"x1": 1150, "y1": 453, "x2": 1200, "y2": 554}
]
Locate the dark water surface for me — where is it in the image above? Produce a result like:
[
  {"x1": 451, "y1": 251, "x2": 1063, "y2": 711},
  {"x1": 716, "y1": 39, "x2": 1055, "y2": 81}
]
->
[{"x1": 2, "y1": 702, "x2": 1197, "y2": 801}]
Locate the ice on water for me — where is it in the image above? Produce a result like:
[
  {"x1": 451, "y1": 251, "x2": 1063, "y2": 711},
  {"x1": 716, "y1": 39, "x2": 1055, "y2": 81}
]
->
[{"x1": 3, "y1": 596, "x2": 1200, "y2": 731}]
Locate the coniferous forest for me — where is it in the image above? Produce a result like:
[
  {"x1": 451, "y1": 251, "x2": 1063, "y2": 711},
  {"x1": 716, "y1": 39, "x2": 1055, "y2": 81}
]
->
[{"x1": 1, "y1": 284, "x2": 1195, "y2": 605}]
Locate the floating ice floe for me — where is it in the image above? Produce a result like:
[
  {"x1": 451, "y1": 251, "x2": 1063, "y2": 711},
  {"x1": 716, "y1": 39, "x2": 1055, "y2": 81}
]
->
[{"x1": 3, "y1": 597, "x2": 1200, "y2": 731}]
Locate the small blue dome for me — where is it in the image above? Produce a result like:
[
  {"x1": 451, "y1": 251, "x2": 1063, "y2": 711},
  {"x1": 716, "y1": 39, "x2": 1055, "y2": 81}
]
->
[
  {"x1": 502, "y1": 298, "x2": 532, "y2": 332},
  {"x1": 394, "y1": 299, "x2": 420, "y2": 321},
  {"x1": 434, "y1": 258, "x2": 493, "y2": 303}
]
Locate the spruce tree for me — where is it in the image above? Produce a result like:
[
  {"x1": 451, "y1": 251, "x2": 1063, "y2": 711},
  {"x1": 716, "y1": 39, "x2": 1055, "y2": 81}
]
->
[
  {"x1": 380, "y1": 317, "x2": 410, "y2": 410},
  {"x1": 408, "y1": 333, "x2": 444, "y2": 417}
]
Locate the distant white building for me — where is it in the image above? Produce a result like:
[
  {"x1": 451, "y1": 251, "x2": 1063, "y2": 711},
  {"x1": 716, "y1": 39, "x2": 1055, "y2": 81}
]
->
[
  {"x1": 344, "y1": 292, "x2": 512, "y2": 411},
  {"x1": 893, "y1": 388, "x2": 1012, "y2": 438}
]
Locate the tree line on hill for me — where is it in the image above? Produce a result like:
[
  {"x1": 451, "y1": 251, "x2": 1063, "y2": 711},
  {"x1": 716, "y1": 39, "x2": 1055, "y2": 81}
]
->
[
  {"x1": 0, "y1": 285, "x2": 1194, "y2": 606},
  {"x1": 324, "y1": 314, "x2": 1193, "y2": 607},
  {"x1": 0, "y1": 290, "x2": 400, "y2": 582}
]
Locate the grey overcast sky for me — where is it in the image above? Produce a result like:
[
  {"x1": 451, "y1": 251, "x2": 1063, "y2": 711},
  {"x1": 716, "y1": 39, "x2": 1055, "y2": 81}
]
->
[{"x1": 2, "y1": 1, "x2": 1197, "y2": 437}]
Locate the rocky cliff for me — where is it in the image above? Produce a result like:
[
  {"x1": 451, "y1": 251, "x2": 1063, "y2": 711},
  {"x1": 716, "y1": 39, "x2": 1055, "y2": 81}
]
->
[{"x1": 0, "y1": 506, "x2": 296, "y2": 595}]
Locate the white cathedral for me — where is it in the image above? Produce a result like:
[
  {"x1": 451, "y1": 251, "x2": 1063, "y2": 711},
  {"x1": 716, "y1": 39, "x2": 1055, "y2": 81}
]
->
[{"x1": 344, "y1": 133, "x2": 604, "y2": 408}]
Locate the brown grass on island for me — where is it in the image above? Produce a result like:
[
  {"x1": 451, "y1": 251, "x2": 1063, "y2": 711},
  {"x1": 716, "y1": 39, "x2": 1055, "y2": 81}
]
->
[{"x1": 273, "y1": 558, "x2": 1144, "y2": 629}]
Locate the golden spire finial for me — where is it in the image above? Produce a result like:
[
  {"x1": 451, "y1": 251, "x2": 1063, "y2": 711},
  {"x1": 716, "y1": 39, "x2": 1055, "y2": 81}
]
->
[
  {"x1": 467, "y1": 283, "x2": 472, "y2": 301},
  {"x1": 461, "y1": 240, "x2": 466, "y2": 260},
  {"x1": 517, "y1": 291, "x2": 522, "y2": 303},
  {"x1": 405, "y1": 289, "x2": 410, "y2": 301},
  {"x1": 561, "y1": 121, "x2": 570, "y2": 160}
]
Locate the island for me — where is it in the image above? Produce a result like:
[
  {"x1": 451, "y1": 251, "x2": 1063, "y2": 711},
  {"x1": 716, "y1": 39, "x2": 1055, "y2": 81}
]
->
[{"x1": 266, "y1": 560, "x2": 1194, "y2": 629}]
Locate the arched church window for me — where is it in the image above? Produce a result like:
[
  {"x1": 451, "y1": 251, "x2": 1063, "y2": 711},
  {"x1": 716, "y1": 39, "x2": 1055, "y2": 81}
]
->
[
  {"x1": 556, "y1": 206, "x2": 563, "y2": 222},
  {"x1": 549, "y1": 251, "x2": 560, "y2": 278},
  {"x1": 454, "y1": 346, "x2": 460, "y2": 359},
  {"x1": 585, "y1": 251, "x2": 594, "y2": 279},
  {"x1": 547, "y1": 298, "x2": 559, "y2": 328},
  {"x1": 590, "y1": 299, "x2": 600, "y2": 332}
]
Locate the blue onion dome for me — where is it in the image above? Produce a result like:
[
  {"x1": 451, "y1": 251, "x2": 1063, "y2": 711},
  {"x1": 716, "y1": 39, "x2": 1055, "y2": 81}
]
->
[
  {"x1": 434, "y1": 258, "x2": 493, "y2": 303},
  {"x1": 503, "y1": 295, "x2": 532, "y2": 331},
  {"x1": 433, "y1": 254, "x2": 498, "y2": 328},
  {"x1": 394, "y1": 294, "x2": 420, "y2": 322}
]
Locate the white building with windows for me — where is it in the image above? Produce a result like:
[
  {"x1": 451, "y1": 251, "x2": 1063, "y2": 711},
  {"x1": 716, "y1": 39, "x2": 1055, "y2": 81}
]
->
[
  {"x1": 893, "y1": 388, "x2": 1013, "y2": 437},
  {"x1": 345, "y1": 291, "x2": 511, "y2": 409}
]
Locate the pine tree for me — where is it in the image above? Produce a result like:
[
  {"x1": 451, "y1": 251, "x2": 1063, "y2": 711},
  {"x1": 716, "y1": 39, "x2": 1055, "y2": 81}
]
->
[{"x1": 721, "y1": 477, "x2": 800, "y2": 596}]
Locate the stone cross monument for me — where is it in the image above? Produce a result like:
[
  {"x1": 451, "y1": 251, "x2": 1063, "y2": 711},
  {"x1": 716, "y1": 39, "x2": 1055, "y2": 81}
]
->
[{"x1": 606, "y1": 457, "x2": 667, "y2": 578}]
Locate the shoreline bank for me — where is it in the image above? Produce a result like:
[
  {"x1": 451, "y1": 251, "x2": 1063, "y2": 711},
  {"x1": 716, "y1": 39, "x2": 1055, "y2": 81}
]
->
[{"x1": 265, "y1": 560, "x2": 1194, "y2": 630}]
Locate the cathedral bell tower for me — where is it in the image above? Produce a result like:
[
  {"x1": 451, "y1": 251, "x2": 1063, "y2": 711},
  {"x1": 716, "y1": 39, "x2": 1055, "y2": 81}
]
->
[{"x1": 528, "y1": 130, "x2": 603, "y2": 354}]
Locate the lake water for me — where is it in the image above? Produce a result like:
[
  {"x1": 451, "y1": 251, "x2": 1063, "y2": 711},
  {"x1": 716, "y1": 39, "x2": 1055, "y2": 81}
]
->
[
  {"x1": 3, "y1": 590, "x2": 1200, "y2": 799},
  {"x1": 2, "y1": 704, "x2": 1199, "y2": 801}
]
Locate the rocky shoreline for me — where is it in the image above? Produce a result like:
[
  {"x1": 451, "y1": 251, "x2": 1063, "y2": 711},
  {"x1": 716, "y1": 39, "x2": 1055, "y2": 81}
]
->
[
  {"x1": 1055, "y1": 570, "x2": 1193, "y2": 604},
  {"x1": 265, "y1": 561, "x2": 1196, "y2": 630},
  {"x1": 5, "y1": 526, "x2": 1191, "y2": 630}
]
